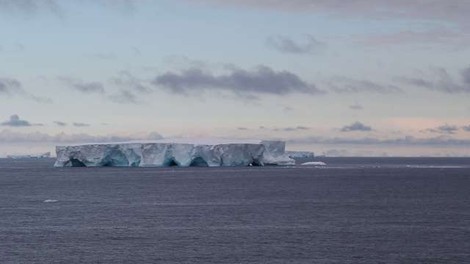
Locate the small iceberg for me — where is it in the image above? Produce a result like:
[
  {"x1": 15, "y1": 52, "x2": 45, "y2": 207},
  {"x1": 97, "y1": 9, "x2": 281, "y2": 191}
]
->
[
  {"x1": 301, "y1": 161, "x2": 327, "y2": 166},
  {"x1": 43, "y1": 199, "x2": 59, "y2": 203}
]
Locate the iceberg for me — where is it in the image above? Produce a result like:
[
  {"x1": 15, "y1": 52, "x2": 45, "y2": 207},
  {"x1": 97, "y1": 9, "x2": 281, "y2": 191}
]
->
[
  {"x1": 54, "y1": 139, "x2": 295, "y2": 167},
  {"x1": 286, "y1": 151, "x2": 314, "y2": 159},
  {"x1": 7, "y1": 152, "x2": 51, "y2": 159},
  {"x1": 301, "y1": 161, "x2": 327, "y2": 166}
]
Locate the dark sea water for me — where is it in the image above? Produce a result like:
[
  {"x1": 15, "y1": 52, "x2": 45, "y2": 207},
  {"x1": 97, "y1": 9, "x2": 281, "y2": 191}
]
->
[{"x1": 0, "y1": 158, "x2": 469, "y2": 264}]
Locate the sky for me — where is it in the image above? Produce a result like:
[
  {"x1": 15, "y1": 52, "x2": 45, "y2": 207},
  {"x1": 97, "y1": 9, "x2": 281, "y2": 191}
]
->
[{"x1": 1, "y1": 0, "x2": 470, "y2": 157}]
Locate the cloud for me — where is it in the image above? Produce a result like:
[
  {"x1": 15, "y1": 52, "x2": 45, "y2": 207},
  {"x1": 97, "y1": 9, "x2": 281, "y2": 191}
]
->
[
  {"x1": 462, "y1": 67, "x2": 470, "y2": 85},
  {"x1": 0, "y1": 77, "x2": 52, "y2": 103},
  {"x1": 423, "y1": 124, "x2": 459, "y2": 134},
  {"x1": 109, "y1": 89, "x2": 139, "y2": 104},
  {"x1": 322, "y1": 149, "x2": 351, "y2": 157},
  {"x1": 283, "y1": 106, "x2": 294, "y2": 112},
  {"x1": 0, "y1": 129, "x2": 164, "y2": 143},
  {"x1": 274, "y1": 126, "x2": 310, "y2": 132},
  {"x1": 56, "y1": 121, "x2": 99, "y2": 127},
  {"x1": 0, "y1": 0, "x2": 62, "y2": 15},
  {"x1": 1, "y1": 114, "x2": 42, "y2": 127},
  {"x1": 73, "y1": 122, "x2": 90, "y2": 127},
  {"x1": 153, "y1": 65, "x2": 322, "y2": 96},
  {"x1": 59, "y1": 77, "x2": 105, "y2": 94},
  {"x1": 54, "y1": 121, "x2": 67, "y2": 126},
  {"x1": 238, "y1": 126, "x2": 310, "y2": 131},
  {"x1": 358, "y1": 29, "x2": 470, "y2": 47},
  {"x1": 111, "y1": 71, "x2": 151, "y2": 94},
  {"x1": 289, "y1": 135, "x2": 470, "y2": 147},
  {"x1": 463, "y1": 125, "x2": 470, "y2": 132},
  {"x1": 74, "y1": 82, "x2": 105, "y2": 93},
  {"x1": 5, "y1": 0, "x2": 470, "y2": 30},
  {"x1": 328, "y1": 77, "x2": 402, "y2": 94},
  {"x1": 349, "y1": 103, "x2": 363, "y2": 110},
  {"x1": 87, "y1": 52, "x2": 117, "y2": 60},
  {"x1": 0, "y1": 0, "x2": 136, "y2": 16},
  {"x1": 266, "y1": 35, "x2": 325, "y2": 54},
  {"x1": 293, "y1": 126, "x2": 309, "y2": 130},
  {"x1": 60, "y1": 73, "x2": 148, "y2": 103},
  {"x1": 188, "y1": 1, "x2": 470, "y2": 28},
  {"x1": 341, "y1": 121, "x2": 372, "y2": 132},
  {"x1": 0, "y1": 78, "x2": 22, "y2": 94},
  {"x1": 400, "y1": 66, "x2": 470, "y2": 93},
  {"x1": 108, "y1": 71, "x2": 150, "y2": 104},
  {"x1": 28, "y1": 95, "x2": 53, "y2": 104}
]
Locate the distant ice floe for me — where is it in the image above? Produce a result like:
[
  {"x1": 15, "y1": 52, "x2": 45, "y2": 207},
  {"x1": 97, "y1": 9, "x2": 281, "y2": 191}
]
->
[
  {"x1": 286, "y1": 151, "x2": 314, "y2": 159},
  {"x1": 54, "y1": 139, "x2": 295, "y2": 168},
  {"x1": 7, "y1": 152, "x2": 51, "y2": 159},
  {"x1": 301, "y1": 161, "x2": 327, "y2": 166},
  {"x1": 43, "y1": 199, "x2": 58, "y2": 203}
]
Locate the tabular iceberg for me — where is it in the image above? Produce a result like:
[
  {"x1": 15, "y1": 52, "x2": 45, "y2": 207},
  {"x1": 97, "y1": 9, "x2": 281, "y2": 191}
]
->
[
  {"x1": 54, "y1": 139, "x2": 295, "y2": 167},
  {"x1": 285, "y1": 151, "x2": 314, "y2": 159}
]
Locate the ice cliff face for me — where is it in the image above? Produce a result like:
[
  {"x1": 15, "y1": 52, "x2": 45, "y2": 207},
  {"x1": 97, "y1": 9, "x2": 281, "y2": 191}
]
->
[{"x1": 54, "y1": 140, "x2": 295, "y2": 167}]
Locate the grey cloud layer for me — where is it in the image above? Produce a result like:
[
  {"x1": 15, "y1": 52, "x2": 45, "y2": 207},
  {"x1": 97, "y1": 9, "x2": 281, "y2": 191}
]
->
[
  {"x1": 153, "y1": 65, "x2": 323, "y2": 96},
  {"x1": 22, "y1": 64, "x2": 470, "y2": 106},
  {"x1": 341, "y1": 122, "x2": 372, "y2": 132},
  {"x1": 0, "y1": 0, "x2": 61, "y2": 14},
  {"x1": 290, "y1": 135, "x2": 470, "y2": 147},
  {"x1": 266, "y1": 35, "x2": 325, "y2": 54},
  {"x1": 109, "y1": 72, "x2": 148, "y2": 104},
  {"x1": 0, "y1": 129, "x2": 164, "y2": 143},
  {"x1": 349, "y1": 104, "x2": 363, "y2": 110},
  {"x1": 424, "y1": 124, "x2": 459, "y2": 134},
  {"x1": 109, "y1": 90, "x2": 139, "y2": 104},
  {"x1": 274, "y1": 126, "x2": 310, "y2": 132},
  {"x1": 328, "y1": 77, "x2": 402, "y2": 94},
  {"x1": 190, "y1": 0, "x2": 470, "y2": 27},
  {"x1": 238, "y1": 126, "x2": 310, "y2": 132},
  {"x1": 0, "y1": 0, "x2": 136, "y2": 15},
  {"x1": 462, "y1": 67, "x2": 470, "y2": 86},
  {"x1": 111, "y1": 71, "x2": 151, "y2": 94},
  {"x1": 0, "y1": 78, "x2": 21, "y2": 94},
  {"x1": 73, "y1": 122, "x2": 90, "y2": 127},
  {"x1": 54, "y1": 121, "x2": 67, "y2": 126},
  {"x1": 401, "y1": 66, "x2": 470, "y2": 93},
  {"x1": 423, "y1": 124, "x2": 470, "y2": 134},
  {"x1": 55, "y1": 65, "x2": 409, "y2": 102},
  {"x1": 359, "y1": 29, "x2": 470, "y2": 46},
  {"x1": 60, "y1": 77, "x2": 105, "y2": 94},
  {"x1": 1, "y1": 114, "x2": 42, "y2": 127},
  {"x1": 5, "y1": 0, "x2": 470, "y2": 27},
  {"x1": 0, "y1": 77, "x2": 51, "y2": 103},
  {"x1": 59, "y1": 75, "x2": 140, "y2": 104}
]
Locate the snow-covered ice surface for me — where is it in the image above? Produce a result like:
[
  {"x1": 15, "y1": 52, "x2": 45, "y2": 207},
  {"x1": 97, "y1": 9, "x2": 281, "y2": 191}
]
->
[{"x1": 54, "y1": 140, "x2": 295, "y2": 167}]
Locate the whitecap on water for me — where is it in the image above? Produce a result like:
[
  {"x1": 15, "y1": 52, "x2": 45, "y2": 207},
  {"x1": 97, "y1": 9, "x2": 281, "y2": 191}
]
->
[{"x1": 43, "y1": 199, "x2": 59, "y2": 203}]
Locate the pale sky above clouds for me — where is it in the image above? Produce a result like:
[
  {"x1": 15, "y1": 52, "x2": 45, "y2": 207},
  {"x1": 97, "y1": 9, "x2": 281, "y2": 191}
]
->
[{"x1": 1, "y1": 0, "x2": 470, "y2": 156}]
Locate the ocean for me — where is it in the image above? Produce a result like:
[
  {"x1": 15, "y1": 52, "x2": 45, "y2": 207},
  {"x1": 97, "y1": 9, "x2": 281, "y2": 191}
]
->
[{"x1": 0, "y1": 158, "x2": 469, "y2": 263}]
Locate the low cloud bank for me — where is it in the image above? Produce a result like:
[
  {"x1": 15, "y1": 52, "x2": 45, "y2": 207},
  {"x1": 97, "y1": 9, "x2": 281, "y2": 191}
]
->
[{"x1": 0, "y1": 130, "x2": 163, "y2": 143}]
